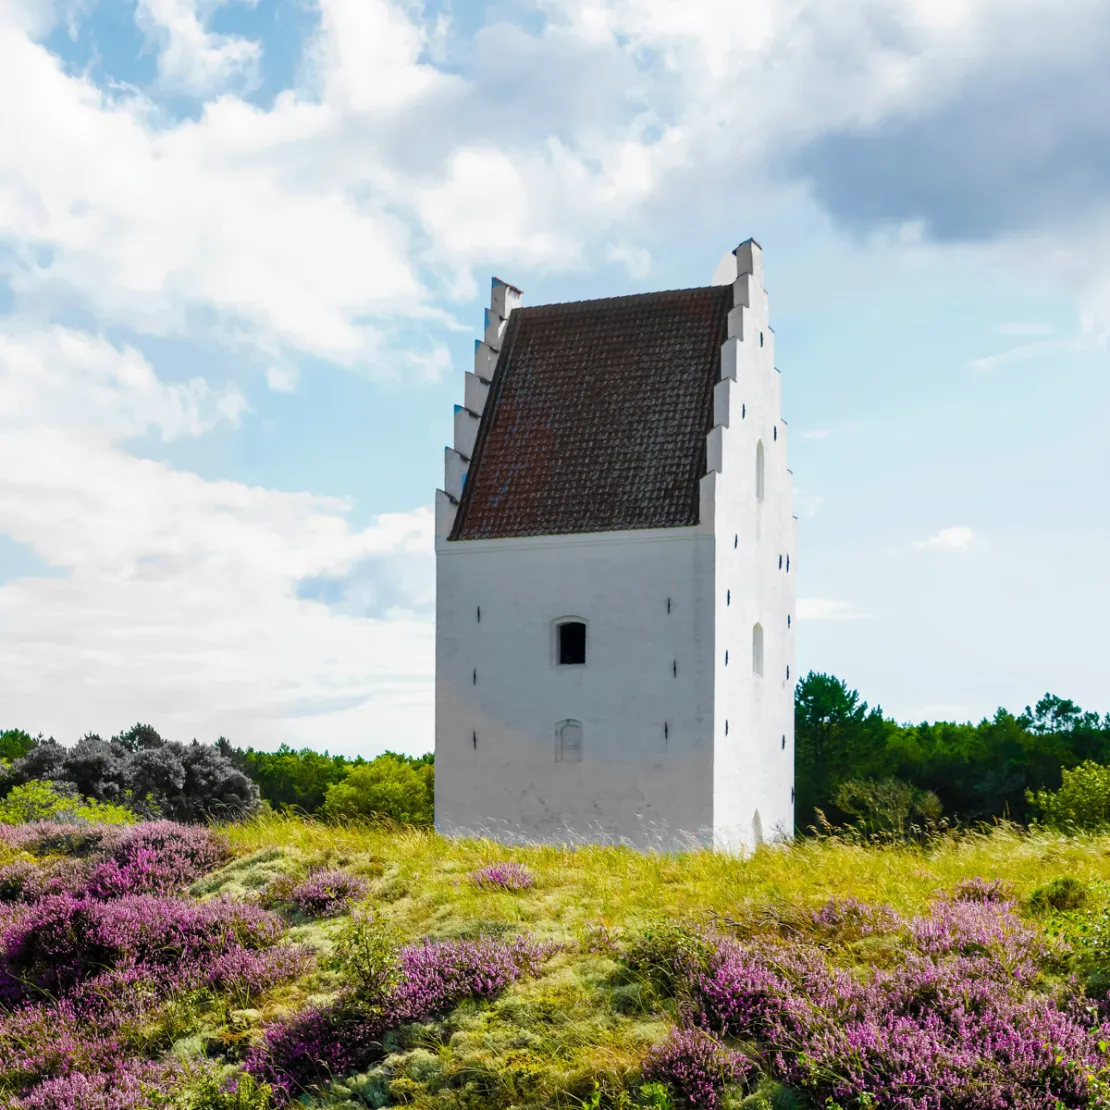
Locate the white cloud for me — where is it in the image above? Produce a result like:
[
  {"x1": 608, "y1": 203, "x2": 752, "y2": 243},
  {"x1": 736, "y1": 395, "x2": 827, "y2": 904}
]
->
[
  {"x1": 913, "y1": 525, "x2": 977, "y2": 551},
  {"x1": 0, "y1": 325, "x2": 248, "y2": 441},
  {"x1": 0, "y1": 426, "x2": 435, "y2": 754},
  {"x1": 135, "y1": 0, "x2": 262, "y2": 96},
  {"x1": 797, "y1": 598, "x2": 866, "y2": 621}
]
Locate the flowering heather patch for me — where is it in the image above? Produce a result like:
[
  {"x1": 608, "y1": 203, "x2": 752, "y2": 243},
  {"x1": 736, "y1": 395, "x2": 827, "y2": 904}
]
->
[
  {"x1": 468, "y1": 861, "x2": 535, "y2": 891},
  {"x1": 205, "y1": 943, "x2": 316, "y2": 1003},
  {"x1": 2, "y1": 892, "x2": 286, "y2": 999},
  {"x1": 287, "y1": 869, "x2": 369, "y2": 917},
  {"x1": 246, "y1": 933, "x2": 556, "y2": 1101},
  {"x1": 85, "y1": 821, "x2": 230, "y2": 897},
  {"x1": 0, "y1": 859, "x2": 89, "y2": 904},
  {"x1": 947, "y1": 875, "x2": 1015, "y2": 904},
  {"x1": 809, "y1": 896, "x2": 902, "y2": 940},
  {"x1": 641, "y1": 1028, "x2": 751, "y2": 1110},
  {"x1": 639, "y1": 897, "x2": 1107, "y2": 1110},
  {"x1": 11, "y1": 1060, "x2": 171, "y2": 1110}
]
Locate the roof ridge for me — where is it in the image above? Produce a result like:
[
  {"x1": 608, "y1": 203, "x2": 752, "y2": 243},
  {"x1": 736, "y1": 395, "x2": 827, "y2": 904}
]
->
[{"x1": 521, "y1": 285, "x2": 722, "y2": 315}]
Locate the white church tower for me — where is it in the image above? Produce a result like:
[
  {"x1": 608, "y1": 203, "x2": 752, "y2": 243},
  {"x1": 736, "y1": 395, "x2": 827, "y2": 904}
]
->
[{"x1": 434, "y1": 240, "x2": 796, "y2": 852}]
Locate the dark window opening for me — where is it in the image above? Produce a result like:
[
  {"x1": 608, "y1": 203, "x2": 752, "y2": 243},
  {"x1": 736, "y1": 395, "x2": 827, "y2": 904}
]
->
[
  {"x1": 786, "y1": 665, "x2": 791, "y2": 680},
  {"x1": 778, "y1": 554, "x2": 783, "y2": 569},
  {"x1": 786, "y1": 555, "x2": 790, "y2": 572},
  {"x1": 476, "y1": 606, "x2": 481, "y2": 623},
  {"x1": 787, "y1": 615, "x2": 791, "y2": 629},
  {"x1": 725, "y1": 650, "x2": 729, "y2": 665},
  {"x1": 673, "y1": 660, "x2": 677, "y2": 677},
  {"x1": 733, "y1": 534, "x2": 738, "y2": 549},
  {"x1": 472, "y1": 731, "x2": 477, "y2": 749},
  {"x1": 725, "y1": 720, "x2": 729, "y2": 736},
  {"x1": 742, "y1": 403, "x2": 746, "y2": 419},
  {"x1": 472, "y1": 668, "x2": 477, "y2": 685},
  {"x1": 759, "y1": 331, "x2": 764, "y2": 347},
  {"x1": 791, "y1": 786, "x2": 795, "y2": 803},
  {"x1": 781, "y1": 735, "x2": 786, "y2": 750},
  {"x1": 558, "y1": 621, "x2": 587, "y2": 665},
  {"x1": 667, "y1": 597, "x2": 671, "y2": 614},
  {"x1": 664, "y1": 722, "x2": 669, "y2": 741},
  {"x1": 773, "y1": 425, "x2": 777, "y2": 441},
  {"x1": 727, "y1": 589, "x2": 730, "y2": 605}
]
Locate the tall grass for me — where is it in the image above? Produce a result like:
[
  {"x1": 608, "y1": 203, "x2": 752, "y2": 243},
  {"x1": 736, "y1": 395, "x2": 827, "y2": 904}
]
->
[{"x1": 219, "y1": 814, "x2": 1110, "y2": 946}]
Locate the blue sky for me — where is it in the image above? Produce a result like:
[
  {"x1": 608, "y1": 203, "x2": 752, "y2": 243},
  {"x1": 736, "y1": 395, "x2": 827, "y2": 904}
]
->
[{"x1": 1, "y1": 0, "x2": 1108, "y2": 756}]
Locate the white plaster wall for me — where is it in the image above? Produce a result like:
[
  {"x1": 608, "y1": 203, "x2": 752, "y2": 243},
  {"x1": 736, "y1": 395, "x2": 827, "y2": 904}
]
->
[
  {"x1": 706, "y1": 242, "x2": 796, "y2": 852},
  {"x1": 435, "y1": 527, "x2": 717, "y2": 849}
]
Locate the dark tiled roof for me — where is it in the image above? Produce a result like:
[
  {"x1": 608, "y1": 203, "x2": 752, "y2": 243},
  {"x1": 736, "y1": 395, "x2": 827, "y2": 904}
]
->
[{"x1": 450, "y1": 284, "x2": 732, "y2": 540}]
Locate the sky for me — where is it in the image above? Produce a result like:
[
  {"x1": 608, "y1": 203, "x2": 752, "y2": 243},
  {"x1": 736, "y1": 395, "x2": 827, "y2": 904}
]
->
[{"x1": 1, "y1": 0, "x2": 1108, "y2": 757}]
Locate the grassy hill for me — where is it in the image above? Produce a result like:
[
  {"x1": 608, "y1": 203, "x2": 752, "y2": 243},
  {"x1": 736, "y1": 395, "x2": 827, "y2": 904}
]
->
[{"x1": 6, "y1": 816, "x2": 1110, "y2": 1108}]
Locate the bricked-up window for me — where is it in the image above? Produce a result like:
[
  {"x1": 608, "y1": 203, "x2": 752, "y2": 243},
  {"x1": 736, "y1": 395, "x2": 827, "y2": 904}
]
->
[
  {"x1": 756, "y1": 441, "x2": 766, "y2": 501},
  {"x1": 557, "y1": 620, "x2": 586, "y2": 665},
  {"x1": 752, "y1": 623, "x2": 764, "y2": 676},
  {"x1": 555, "y1": 719, "x2": 583, "y2": 762}
]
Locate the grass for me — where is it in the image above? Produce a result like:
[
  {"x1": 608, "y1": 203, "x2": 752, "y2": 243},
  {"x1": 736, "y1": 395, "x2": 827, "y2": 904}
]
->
[
  {"x1": 11, "y1": 814, "x2": 1110, "y2": 1108},
  {"x1": 218, "y1": 813, "x2": 1110, "y2": 947},
  {"x1": 171, "y1": 814, "x2": 1110, "y2": 1107}
]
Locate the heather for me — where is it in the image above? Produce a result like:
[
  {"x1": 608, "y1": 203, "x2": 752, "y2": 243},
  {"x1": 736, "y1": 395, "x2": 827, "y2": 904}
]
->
[{"x1": 11, "y1": 816, "x2": 1110, "y2": 1108}]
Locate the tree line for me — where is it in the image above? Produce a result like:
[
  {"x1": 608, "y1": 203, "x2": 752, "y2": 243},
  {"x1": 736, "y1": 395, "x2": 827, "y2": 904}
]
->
[
  {"x1": 795, "y1": 671, "x2": 1110, "y2": 833},
  {"x1": 5, "y1": 671, "x2": 1110, "y2": 832}
]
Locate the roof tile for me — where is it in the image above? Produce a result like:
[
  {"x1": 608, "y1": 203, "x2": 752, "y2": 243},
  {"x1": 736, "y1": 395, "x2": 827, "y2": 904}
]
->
[{"x1": 450, "y1": 284, "x2": 732, "y2": 540}]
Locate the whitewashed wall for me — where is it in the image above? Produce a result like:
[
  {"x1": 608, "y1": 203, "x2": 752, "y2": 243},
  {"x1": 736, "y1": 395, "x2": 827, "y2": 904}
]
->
[
  {"x1": 435, "y1": 527, "x2": 717, "y2": 848},
  {"x1": 434, "y1": 246, "x2": 795, "y2": 853},
  {"x1": 703, "y1": 241, "x2": 796, "y2": 851}
]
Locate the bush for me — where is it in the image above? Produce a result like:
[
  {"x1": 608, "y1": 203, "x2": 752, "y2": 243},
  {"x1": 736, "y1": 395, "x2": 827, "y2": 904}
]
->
[
  {"x1": 320, "y1": 755, "x2": 433, "y2": 825},
  {"x1": 833, "y1": 777, "x2": 943, "y2": 836},
  {"x1": 1029, "y1": 876, "x2": 1089, "y2": 914},
  {"x1": 1027, "y1": 761, "x2": 1110, "y2": 831},
  {"x1": 180, "y1": 1070, "x2": 275, "y2": 1110},
  {"x1": 641, "y1": 1029, "x2": 750, "y2": 1110},
  {"x1": 468, "y1": 862, "x2": 534, "y2": 891},
  {"x1": 287, "y1": 870, "x2": 369, "y2": 918},
  {"x1": 2, "y1": 729, "x2": 260, "y2": 824},
  {"x1": 0, "y1": 781, "x2": 137, "y2": 826}
]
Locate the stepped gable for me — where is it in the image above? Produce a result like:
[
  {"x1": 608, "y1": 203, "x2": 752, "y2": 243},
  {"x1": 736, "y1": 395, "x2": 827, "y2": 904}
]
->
[{"x1": 449, "y1": 284, "x2": 733, "y2": 541}]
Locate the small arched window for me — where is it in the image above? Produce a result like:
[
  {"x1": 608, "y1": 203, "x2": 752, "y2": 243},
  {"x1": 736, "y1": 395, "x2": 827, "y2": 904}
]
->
[
  {"x1": 755, "y1": 441, "x2": 765, "y2": 502},
  {"x1": 555, "y1": 719, "x2": 583, "y2": 763},
  {"x1": 556, "y1": 619, "x2": 587, "y2": 665},
  {"x1": 752, "y1": 623, "x2": 764, "y2": 676}
]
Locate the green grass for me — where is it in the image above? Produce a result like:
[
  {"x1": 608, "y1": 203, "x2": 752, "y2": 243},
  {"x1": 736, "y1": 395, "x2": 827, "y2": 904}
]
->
[
  {"x1": 218, "y1": 814, "x2": 1110, "y2": 944},
  {"x1": 171, "y1": 815, "x2": 1110, "y2": 1107}
]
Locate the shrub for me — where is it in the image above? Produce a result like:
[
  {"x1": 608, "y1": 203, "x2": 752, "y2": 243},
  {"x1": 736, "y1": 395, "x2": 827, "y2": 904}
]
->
[
  {"x1": 320, "y1": 756, "x2": 433, "y2": 825},
  {"x1": 1028, "y1": 761, "x2": 1110, "y2": 831},
  {"x1": 287, "y1": 870, "x2": 369, "y2": 918},
  {"x1": 2, "y1": 893, "x2": 286, "y2": 998},
  {"x1": 85, "y1": 821, "x2": 230, "y2": 898},
  {"x1": 1029, "y1": 876, "x2": 1088, "y2": 914},
  {"x1": 833, "y1": 777, "x2": 943, "y2": 836},
  {"x1": 248, "y1": 933, "x2": 555, "y2": 1101},
  {"x1": 180, "y1": 1070, "x2": 275, "y2": 1110},
  {"x1": 625, "y1": 920, "x2": 716, "y2": 1000},
  {"x1": 0, "y1": 782, "x2": 136, "y2": 826},
  {"x1": 641, "y1": 1028, "x2": 750, "y2": 1110},
  {"x1": 947, "y1": 877, "x2": 1014, "y2": 904},
  {"x1": 4, "y1": 733, "x2": 260, "y2": 824},
  {"x1": 331, "y1": 908, "x2": 402, "y2": 1003},
  {"x1": 468, "y1": 861, "x2": 534, "y2": 891}
]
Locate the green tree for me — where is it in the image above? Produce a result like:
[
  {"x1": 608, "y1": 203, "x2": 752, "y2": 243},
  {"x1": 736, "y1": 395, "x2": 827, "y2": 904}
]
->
[
  {"x1": 0, "y1": 780, "x2": 137, "y2": 825},
  {"x1": 0, "y1": 728, "x2": 36, "y2": 763},
  {"x1": 321, "y1": 754, "x2": 434, "y2": 825},
  {"x1": 1027, "y1": 760, "x2": 1110, "y2": 831},
  {"x1": 794, "y1": 672, "x2": 894, "y2": 830}
]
